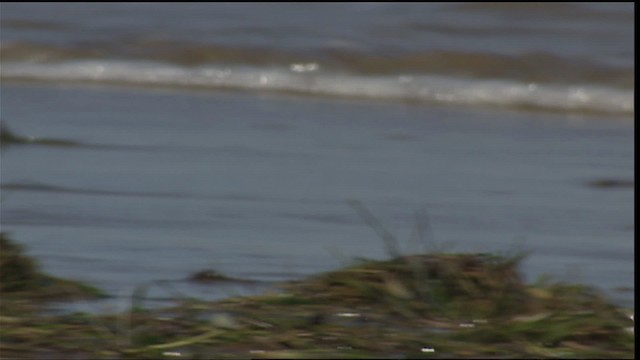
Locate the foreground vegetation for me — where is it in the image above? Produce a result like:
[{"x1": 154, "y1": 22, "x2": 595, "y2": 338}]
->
[{"x1": 0, "y1": 232, "x2": 634, "y2": 359}]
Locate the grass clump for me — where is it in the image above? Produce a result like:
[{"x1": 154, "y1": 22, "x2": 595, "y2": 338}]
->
[
  {"x1": 279, "y1": 252, "x2": 530, "y2": 320},
  {"x1": 0, "y1": 205, "x2": 634, "y2": 360},
  {"x1": 0, "y1": 233, "x2": 41, "y2": 292},
  {"x1": 0, "y1": 232, "x2": 107, "y2": 303},
  {"x1": 0, "y1": 248, "x2": 634, "y2": 359}
]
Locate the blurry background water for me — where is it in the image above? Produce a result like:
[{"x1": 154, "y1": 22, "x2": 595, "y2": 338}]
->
[{"x1": 0, "y1": 3, "x2": 634, "y2": 311}]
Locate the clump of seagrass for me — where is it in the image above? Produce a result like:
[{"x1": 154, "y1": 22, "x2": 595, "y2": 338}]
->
[
  {"x1": 0, "y1": 205, "x2": 633, "y2": 359},
  {"x1": 0, "y1": 232, "x2": 41, "y2": 292},
  {"x1": 0, "y1": 232, "x2": 105, "y2": 300},
  {"x1": 280, "y1": 253, "x2": 529, "y2": 319}
]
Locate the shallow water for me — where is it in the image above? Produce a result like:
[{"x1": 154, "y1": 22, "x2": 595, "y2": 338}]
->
[
  {"x1": 1, "y1": 83, "x2": 634, "y2": 310},
  {"x1": 0, "y1": 3, "x2": 634, "y2": 311}
]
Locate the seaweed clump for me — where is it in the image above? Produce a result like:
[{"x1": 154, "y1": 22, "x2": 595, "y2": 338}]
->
[
  {"x1": 275, "y1": 253, "x2": 535, "y2": 322},
  {"x1": 0, "y1": 232, "x2": 105, "y2": 302},
  {"x1": 0, "y1": 233, "x2": 42, "y2": 292}
]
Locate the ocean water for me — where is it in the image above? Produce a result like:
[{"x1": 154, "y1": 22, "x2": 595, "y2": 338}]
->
[
  {"x1": 0, "y1": 3, "x2": 633, "y2": 116},
  {"x1": 0, "y1": 3, "x2": 634, "y2": 311}
]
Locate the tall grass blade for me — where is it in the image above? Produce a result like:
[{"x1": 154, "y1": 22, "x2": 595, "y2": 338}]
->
[{"x1": 346, "y1": 199, "x2": 401, "y2": 258}]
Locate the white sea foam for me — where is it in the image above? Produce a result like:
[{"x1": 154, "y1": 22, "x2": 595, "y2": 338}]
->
[{"x1": 0, "y1": 60, "x2": 633, "y2": 116}]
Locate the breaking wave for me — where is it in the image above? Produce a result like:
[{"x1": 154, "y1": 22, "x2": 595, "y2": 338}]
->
[{"x1": 2, "y1": 60, "x2": 632, "y2": 116}]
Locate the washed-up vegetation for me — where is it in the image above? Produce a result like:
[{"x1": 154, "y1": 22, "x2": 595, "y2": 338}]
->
[
  {"x1": 0, "y1": 232, "x2": 634, "y2": 359},
  {"x1": 0, "y1": 232, "x2": 107, "y2": 307}
]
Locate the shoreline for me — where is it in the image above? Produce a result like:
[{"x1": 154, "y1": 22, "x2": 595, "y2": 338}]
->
[{"x1": 1, "y1": 233, "x2": 634, "y2": 359}]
